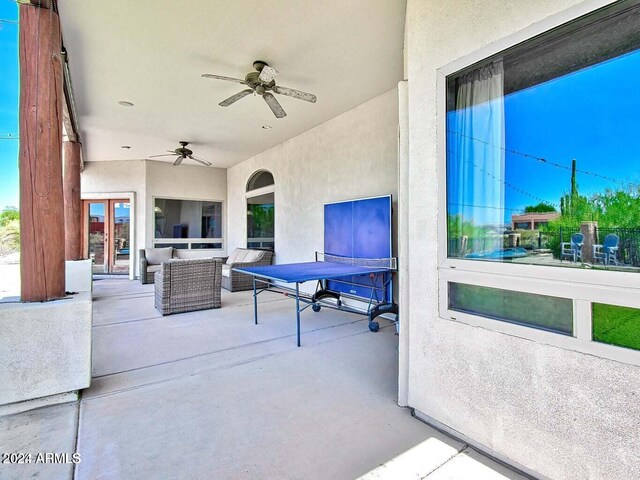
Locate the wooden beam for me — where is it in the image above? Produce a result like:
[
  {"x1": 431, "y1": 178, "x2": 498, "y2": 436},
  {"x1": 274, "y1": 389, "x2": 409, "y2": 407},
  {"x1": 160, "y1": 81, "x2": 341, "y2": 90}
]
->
[
  {"x1": 19, "y1": 2, "x2": 66, "y2": 301},
  {"x1": 29, "y1": 0, "x2": 54, "y2": 9},
  {"x1": 63, "y1": 141, "x2": 82, "y2": 261},
  {"x1": 62, "y1": 95, "x2": 77, "y2": 143}
]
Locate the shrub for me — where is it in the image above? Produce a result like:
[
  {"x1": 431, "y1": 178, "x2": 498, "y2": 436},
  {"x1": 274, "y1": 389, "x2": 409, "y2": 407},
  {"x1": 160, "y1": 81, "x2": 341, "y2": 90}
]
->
[{"x1": 0, "y1": 219, "x2": 20, "y2": 256}]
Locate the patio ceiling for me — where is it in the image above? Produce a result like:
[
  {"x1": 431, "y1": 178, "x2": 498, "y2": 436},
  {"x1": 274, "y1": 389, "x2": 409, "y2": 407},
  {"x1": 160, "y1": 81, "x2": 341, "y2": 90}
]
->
[{"x1": 57, "y1": 0, "x2": 406, "y2": 168}]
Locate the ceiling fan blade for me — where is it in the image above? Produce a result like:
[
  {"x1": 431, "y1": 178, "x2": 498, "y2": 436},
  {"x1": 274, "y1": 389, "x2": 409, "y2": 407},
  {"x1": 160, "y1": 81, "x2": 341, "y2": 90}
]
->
[
  {"x1": 173, "y1": 156, "x2": 184, "y2": 166},
  {"x1": 149, "y1": 153, "x2": 177, "y2": 158},
  {"x1": 201, "y1": 74, "x2": 246, "y2": 85},
  {"x1": 272, "y1": 85, "x2": 317, "y2": 103},
  {"x1": 219, "y1": 89, "x2": 253, "y2": 107},
  {"x1": 263, "y1": 92, "x2": 287, "y2": 118},
  {"x1": 259, "y1": 65, "x2": 279, "y2": 83},
  {"x1": 189, "y1": 155, "x2": 212, "y2": 167}
]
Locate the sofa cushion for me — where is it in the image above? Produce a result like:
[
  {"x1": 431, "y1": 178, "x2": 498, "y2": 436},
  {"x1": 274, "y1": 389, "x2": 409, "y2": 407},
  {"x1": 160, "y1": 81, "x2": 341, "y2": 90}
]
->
[
  {"x1": 147, "y1": 264, "x2": 162, "y2": 273},
  {"x1": 145, "y1": 247, "x2": 173, "y2": 265},
  {"x1": 221, "y1": 264, "x2": 231, "y2": 277},
  {"x1": 226, "y1": 248, "x2": 267, "y2": 265},
  {"x1": 175, "y1": 249, "x2": 219, "y2": 260},
  {"x1": 226, "y1": 248, "x2": 242, "y2": 265},
  {"x1": 235, "y1": 250, "x2": 252, "y2": 263},
  {"x1": 244, "y1": 250, "x2": 264, "y2": 263}
]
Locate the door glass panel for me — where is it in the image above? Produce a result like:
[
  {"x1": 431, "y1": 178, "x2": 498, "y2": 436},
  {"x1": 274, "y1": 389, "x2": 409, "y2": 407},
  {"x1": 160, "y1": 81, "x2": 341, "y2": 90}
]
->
[
  {"x1": 247, "y1": 192, "x2": 274, "y2": 250},
  {"x1": 88, "y1": 202, "x2": 106, "y2": 273},
  {"x1": 112, "y1": 202, "x2": 130, "y2": 274}
]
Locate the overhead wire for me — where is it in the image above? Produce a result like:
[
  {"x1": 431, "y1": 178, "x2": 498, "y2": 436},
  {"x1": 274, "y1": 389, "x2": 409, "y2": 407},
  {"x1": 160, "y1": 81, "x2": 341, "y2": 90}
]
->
[{"x1": 447, "y1": 129, "x2": 637, "y2": 187}]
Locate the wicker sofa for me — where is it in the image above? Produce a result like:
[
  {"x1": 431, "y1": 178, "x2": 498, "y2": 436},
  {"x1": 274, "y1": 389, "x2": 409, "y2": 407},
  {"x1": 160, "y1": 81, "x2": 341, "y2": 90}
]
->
[
  {"x1": 154, "y1": 257, "x2": 223, "y2": 315},
  {"x1": 222, "y1": 248, "x2": 274, "y2": 292},
  {"x1": 139, "y1": 247, "x2": 222, "y2": 284}
]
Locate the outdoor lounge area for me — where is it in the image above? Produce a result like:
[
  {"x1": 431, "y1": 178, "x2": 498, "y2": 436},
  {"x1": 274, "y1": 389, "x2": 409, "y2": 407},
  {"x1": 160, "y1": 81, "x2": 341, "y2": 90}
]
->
[
  {"x1": 2, "y1": 1, "x2": 640, "y2": 480},
  {"x1": 1, "y1": 276, "x2": 526, "y2": 479}
]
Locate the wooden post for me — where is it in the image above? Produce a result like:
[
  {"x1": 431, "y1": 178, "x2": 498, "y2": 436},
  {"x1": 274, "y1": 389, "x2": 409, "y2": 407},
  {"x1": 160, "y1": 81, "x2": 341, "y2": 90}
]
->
[
  {"x1": 19, "y1": 2, "x2": 66, "y2": 301},
  {"x1": 63, "y1": 141, "x2": 82, "y2": 261}
]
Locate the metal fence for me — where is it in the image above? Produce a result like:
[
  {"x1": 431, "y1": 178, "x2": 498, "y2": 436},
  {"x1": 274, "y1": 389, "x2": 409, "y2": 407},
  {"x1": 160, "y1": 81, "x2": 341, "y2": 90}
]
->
[
  {"x1": 595, "y1": 227, "x2": 640, "y2": 267},
  {"x1": 449, "y1": 226, "x2": 640, "y2": 267}
]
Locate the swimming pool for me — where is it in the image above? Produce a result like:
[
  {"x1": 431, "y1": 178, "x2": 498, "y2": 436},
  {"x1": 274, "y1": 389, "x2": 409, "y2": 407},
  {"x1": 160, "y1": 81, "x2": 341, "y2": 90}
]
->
[{"x1": 464, "y1": 247, "x2": 528, "y2": 260}]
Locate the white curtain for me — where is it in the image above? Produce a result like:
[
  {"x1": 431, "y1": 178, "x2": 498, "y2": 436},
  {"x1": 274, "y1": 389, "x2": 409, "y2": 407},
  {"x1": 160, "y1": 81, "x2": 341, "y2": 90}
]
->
[{"x1": 448, "y1": 59, "x2": 505, "y2": 250}]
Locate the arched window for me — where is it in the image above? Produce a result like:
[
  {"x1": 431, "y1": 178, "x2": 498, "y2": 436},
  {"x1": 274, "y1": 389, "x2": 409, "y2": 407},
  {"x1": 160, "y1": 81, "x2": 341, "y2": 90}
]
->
[
  {"x1": 246, "y1": 170, "x2": 275, "y2": 250},
  {"x1": 246, "y1": 170, "x2": 274, "y2": 192}
]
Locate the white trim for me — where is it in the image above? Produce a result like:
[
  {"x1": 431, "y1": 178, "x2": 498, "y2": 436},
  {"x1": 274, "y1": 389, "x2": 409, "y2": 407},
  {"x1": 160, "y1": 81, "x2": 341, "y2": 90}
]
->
[
  {"x1": 575, "y1": 300, "x2": 592, "y2": 342},
  {"x1": 245, "y1": 185, "x2": 274, "y2": 199},
  {"x1": 397, "y1": 79, "x2": 410, "y2": 408},
  {"x1": 324, "y1": 193, "x2": 393, "y2": 206},
  {"x1": 81, "y1": 191, "x2": 136, "y2": 280},
  {"x1": 436, "y1": 0, "x2": 616, "y2": 77},
  {"x1": 435, "y1": 0, "x2": 639, "y2": 366}
]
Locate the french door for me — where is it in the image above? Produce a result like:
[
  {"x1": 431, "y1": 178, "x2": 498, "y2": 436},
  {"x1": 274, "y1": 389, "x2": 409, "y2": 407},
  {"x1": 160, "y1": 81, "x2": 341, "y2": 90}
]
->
[{"x1": 82, "y1": 199, "x2": 130, "y2": 274}]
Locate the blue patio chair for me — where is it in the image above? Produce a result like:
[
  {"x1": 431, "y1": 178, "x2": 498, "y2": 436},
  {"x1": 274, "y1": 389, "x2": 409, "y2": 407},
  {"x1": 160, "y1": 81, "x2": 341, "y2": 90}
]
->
[
  {"x1": 593, "y1": 234, "x2": 619, "y2": 266},
  {"x1": 561, "y1": 233, "x2": 584, "y2": 263}
]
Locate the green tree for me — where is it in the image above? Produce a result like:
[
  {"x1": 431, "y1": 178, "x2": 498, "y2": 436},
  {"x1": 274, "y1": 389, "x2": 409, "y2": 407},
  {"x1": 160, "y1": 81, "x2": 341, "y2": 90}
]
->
[
  {"x1": 524, "y1": 202, "x2": 556, "y2": 213},
  {"x1": 589, "y1": 186, "x2": 640, "y2": 227},
  {"x1": 0, "y1": 208, "x2": 19, "y2": 227}
]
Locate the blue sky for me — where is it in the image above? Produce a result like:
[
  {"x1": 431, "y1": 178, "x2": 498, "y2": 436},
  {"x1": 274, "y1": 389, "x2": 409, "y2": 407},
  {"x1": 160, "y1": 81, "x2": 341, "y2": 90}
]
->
[
  {"x1": 0, "y1": 1, "x2": 18, "y2": 210},
  {"x1": 448, "y1": 48, "x2": 640, "y2": 224}
]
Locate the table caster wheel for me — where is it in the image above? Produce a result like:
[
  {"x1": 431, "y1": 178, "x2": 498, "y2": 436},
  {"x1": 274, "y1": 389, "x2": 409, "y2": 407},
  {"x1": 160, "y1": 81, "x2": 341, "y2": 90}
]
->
[
  {"x1": 369, "y1": 321, "x2": 379, "y2": 332},
  {"x1": 312, "y1": 304, "x2": 321, "y2": 312}
]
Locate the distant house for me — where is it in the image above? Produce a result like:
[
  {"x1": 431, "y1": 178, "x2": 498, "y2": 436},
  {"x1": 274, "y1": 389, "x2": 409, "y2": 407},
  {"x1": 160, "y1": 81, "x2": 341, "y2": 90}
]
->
[{"x1": 511, "y1": 212, "x2": 560, "y2": 230}]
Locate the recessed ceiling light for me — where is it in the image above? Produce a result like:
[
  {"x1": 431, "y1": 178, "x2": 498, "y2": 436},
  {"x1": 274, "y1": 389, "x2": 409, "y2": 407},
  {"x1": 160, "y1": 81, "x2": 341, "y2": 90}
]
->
[
  {"x1": 121, "y1": 145, "x2": 131, "y2": 149},
  {"x1": 118, "y1": 100, "x2": 134, "y2": 107},
  {"x1": 261, "y1": 125, "x2": 272, "y2": 130}
]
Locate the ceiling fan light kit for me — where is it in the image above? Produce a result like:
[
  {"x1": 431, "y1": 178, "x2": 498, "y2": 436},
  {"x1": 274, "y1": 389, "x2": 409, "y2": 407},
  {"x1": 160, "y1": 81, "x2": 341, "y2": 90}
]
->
[{"x1": 202, "y1": 60, "x2": 317, "y2": 119}]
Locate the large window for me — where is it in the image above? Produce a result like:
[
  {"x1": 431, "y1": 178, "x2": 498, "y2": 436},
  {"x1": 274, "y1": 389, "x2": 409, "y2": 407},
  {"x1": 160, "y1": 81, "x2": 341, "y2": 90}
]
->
[
  {"x1": 439, "y1": 2, "x2": 640, "y2": 363},
  {"x1": 154, "y1": 198, "x2": 223, "y2": 249},
  {"x1": 246, "y1": 171, "x2": 274, "y2": 250},
  {"x1": 446, "y1": 2, "x2": 640, "y2": 273}
]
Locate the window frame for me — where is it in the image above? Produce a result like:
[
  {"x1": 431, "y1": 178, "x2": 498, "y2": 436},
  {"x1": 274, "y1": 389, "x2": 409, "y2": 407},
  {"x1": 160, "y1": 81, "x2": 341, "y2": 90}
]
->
[
  {"x1": 436, "y1": 0, "x2": 640, "y2": 366},
  {"x1": 152, "y1": 195, "x2": 225, "y2": 250},
  {"x1": 245, "y1": 170, "x2": 275, "y2": 250}
]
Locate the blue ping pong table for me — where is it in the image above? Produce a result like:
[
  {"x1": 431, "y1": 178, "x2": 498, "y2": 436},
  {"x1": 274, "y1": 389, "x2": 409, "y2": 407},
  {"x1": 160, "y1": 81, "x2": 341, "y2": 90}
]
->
[{"x1": 234, "y1": 255, "x2": 398, "y2": 347}]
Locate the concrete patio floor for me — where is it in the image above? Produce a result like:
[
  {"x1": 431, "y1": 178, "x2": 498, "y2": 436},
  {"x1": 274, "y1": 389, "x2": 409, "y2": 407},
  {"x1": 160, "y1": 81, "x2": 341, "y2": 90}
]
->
[{"x1": 1, "y1": 276, "x2": 528, "y2": 480}]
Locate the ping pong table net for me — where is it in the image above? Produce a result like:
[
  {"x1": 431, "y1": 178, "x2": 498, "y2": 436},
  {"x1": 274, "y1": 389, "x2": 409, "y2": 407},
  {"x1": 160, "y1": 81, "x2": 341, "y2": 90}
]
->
[{"x1": 316, "y1": 252, "x2": 397, "y2": 270}]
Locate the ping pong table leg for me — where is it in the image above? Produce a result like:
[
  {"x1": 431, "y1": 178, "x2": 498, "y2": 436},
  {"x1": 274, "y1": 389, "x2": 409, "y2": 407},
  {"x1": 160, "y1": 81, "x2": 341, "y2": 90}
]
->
[
  {"x1": 253, "y1": 277, "x2": 258, "y2": 325},
  {"x1": 296, "y1": 282, "x2": 301, "y2": 347}
]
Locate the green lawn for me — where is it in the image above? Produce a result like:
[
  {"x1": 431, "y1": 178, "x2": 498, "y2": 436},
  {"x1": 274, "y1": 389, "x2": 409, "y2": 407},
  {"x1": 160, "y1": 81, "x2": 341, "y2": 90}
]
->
[{"x1": 592, "y1": 303, "x2": 640, "y2": 351}]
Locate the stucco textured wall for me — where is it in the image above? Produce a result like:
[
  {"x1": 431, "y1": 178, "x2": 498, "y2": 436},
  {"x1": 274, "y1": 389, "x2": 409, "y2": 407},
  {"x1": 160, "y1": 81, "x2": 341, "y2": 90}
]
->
[
  {"x1": 81, "y1": 160, "x2": 227, "y2": 276},
  {"x1": 403, "y1": 1, "x2": 639, "y2": 479},
  {"x1": 227, "y1": 90, "x2": 399, "y2": 278}
]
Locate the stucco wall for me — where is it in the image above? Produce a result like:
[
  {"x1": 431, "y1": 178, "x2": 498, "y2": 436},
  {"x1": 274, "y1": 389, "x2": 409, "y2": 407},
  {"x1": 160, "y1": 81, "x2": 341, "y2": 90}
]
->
[
  {"x1": 81, "y1": 160, "x2": 227, "y2": 276},
  {"x1": 403, "y1": 1, "x2": 639, "y2": 479},
  {"x1": 227, "y1": 90, "x2": 399, "y2": 288}
]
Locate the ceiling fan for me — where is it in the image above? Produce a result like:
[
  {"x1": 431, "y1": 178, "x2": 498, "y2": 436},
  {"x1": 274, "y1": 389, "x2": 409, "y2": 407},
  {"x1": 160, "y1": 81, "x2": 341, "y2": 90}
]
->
[
  {"x1": 202, "y1": 60, "x2": 317, "y2": 118},
  {"x1": 148, "y1": 141, "x2": 212, "y2": 166}
]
